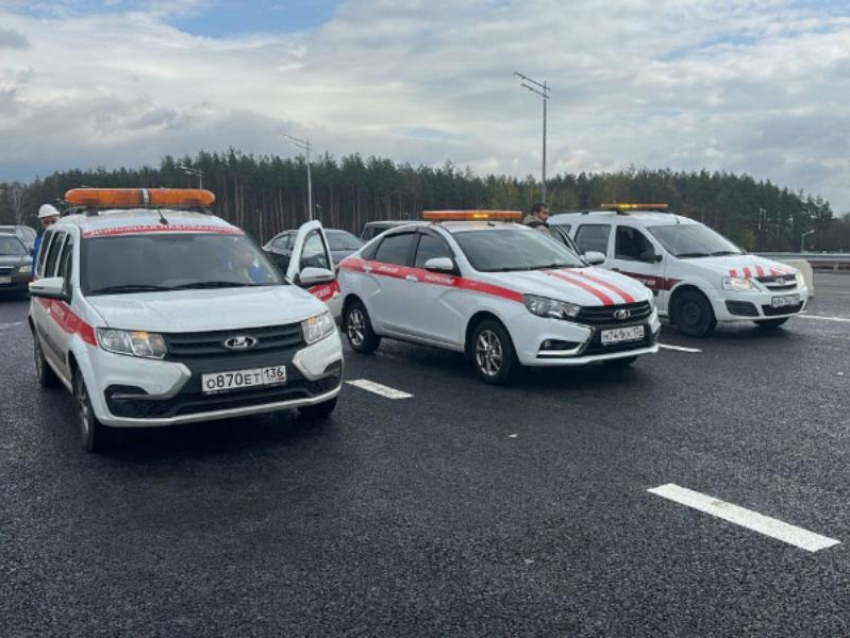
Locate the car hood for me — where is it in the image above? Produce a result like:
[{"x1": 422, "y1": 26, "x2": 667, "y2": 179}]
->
[
  {"x1": 478, "y1": 267, "x2": 652, "y2": 306},
  {"x1": 87, "y1": 285, "x2": 326, "y2": 332},
  {"x1": 681, "y1": 254, "x2": 798, "y2": 278},
  {"x1": 0, "y1": 255, "x2": 30, "y2": 268}
]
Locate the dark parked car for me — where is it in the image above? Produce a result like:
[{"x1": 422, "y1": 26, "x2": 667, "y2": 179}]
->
[
  {"x1": 0, "y1": 233, "x2": 33, "y2": 294},
  {"x1": 0, "y1": 225, "x2": 37, "y2": 251},
  {"x1": 264, "y1": 228, "x2": 364, "y2": 272}
]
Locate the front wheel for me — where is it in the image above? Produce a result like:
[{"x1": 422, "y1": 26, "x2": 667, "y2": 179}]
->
[
  {"x1": 755, "y1": 318, "x2": 789, "y2": 330},
  {"x1": 74, "y1": 368, "x2": 107, "y2": 453},
  {"x1": 672, "y1": 290, "x2": 717, "y2": 337},
  {"x1": 298, "y1": 397, "x2": 338, "y2": 421},
  {"x1": 470, "y1": 320, "x2": 517, "y2": 385},
  {"x1": 344, "y1": 301, "x2": 381, "y2": 354}
]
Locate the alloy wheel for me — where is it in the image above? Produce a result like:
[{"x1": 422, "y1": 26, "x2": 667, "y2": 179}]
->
[
  {"x1": 475, "y1": 330, "x2": 503, "y2": 377},
  {"x1": 347, "y1": 308, "x2": 366, "y2": 347}
]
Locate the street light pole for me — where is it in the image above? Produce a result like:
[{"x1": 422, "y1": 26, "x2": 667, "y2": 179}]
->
[
  {"x1": 514, "y1": 72, "x2": 550, "y2": 202},
  {"x1": 283, "y1": 134, "x2": 314, "y2": 221},
  {"x1": 801, "y1": 230, "x2": 815, "y2": 252},
  {"x1": 178, "y1": 163, "x2": 204, "y2": 189}
]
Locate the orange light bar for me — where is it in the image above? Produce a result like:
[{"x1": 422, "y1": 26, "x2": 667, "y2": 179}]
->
[
  {"x1": 65, "y1": 188, "x2": 216, "y2": 208},
  {"x1": 600, "y1": 203, "x2": 668, "y2": 211},
  {"x1": 422, "y1": 210, "x2": 523, "y2": 222}
]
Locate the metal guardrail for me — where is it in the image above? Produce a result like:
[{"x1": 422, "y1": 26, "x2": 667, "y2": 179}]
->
[{"x1": 756, "y1": 252, "x2": 850, "y2": 271}]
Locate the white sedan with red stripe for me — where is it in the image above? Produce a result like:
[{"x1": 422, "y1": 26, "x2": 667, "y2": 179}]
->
[
  {"x1": 28, "y1": 188, "x2": 344, "y2": 452},
  {"x1": 336, "y1": 213, "x2": 660, "y2": 384},
  {"x1": 549, "y1": 207, "x2": 810, "y2": 337}
]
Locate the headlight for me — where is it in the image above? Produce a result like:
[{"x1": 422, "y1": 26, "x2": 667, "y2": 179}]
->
[
  {"x1": 96, "y1": 328, "x2": 167, "y2": 359},
  {"x1": 524, "y1": 295, "x2": 581, "y2": 320},
  {"x1": 302, "y1": 311, "x2": 336, "y2": 344},
  {"x1": 722, "y1": 277, "x2": 757, "y2": 292},
  {"x1": 17, "y1": 265, "x2": 32, "y2": 274},
  {"x1": 795, "y1": 271, "x2": 805, "y2": 287}
]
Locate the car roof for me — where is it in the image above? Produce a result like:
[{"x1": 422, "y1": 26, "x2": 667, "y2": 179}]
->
[
  {"x1": 430, "y1": 221, "x2": 532, "y2": 235},
  {"x1": 549, "y1": 210, "x2": 698, "y2": 227},
  {"x1": 54, "y1": 208, "x2": 238, "y2": 236}
]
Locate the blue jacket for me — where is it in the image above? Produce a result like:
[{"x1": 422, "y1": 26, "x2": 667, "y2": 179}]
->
[{"x1": 32, "y1": 233, "x2": 43, "y2": 271}]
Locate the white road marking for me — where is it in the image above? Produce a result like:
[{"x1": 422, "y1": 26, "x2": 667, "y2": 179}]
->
[
  {"x1": 648, "y1": 484, "x2": 840, "y2": 553},
  {"x1": 0, "y1": 321, "x2": 25, "y2": 331},
  {"x1": 658, "y1": 343, "x2": 702, "y2": 353},
  {"x1": 508, "y1": 434, "x2": 518, "y2": 439},
  {"x1": 798, "y1": 315, "x2": 850, "y2": 323},
  {"x1": 346, "y1": 379, "x2": 413, "y2": 400}
]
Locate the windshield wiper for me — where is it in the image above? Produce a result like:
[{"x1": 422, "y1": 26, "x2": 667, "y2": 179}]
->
[
  {"x1": 675, "y1": 252, "x2": 710, "y2": 258},
  {"x1": 172, "y1": 281, "x2": 265, "y2": 289},
  {"x1": 90, "y1": 284, "x2": 174, "y2": 294},
  {"x1": 708, "y1": 250, "x2": 743, "y2": 256}
]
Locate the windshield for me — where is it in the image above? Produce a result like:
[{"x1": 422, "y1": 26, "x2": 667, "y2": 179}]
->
[
  {"x1": 0, "y1": 236, "x2": 26, "y2": 256},
  {"x1": 82, "y1": 233, "x2": 284, "y2": 295},
  {"x1": 452, "y1": 227, "x2": 586, "y2": 272},
  {"x1": 648, "y1": 224, "x2": 744, "y2": 258},
  {"x1": 327, "y1": 231, "x2": 363, "y2": 251}
]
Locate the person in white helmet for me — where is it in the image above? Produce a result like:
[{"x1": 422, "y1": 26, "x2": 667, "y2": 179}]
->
[{"x1": 32, "y1": 204, "x2": 60, "y2": 271}]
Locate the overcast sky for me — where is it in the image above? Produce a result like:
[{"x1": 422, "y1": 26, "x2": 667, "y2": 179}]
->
[{"x1": 0, "y1": 0, "x2": 848, "y2": 212}]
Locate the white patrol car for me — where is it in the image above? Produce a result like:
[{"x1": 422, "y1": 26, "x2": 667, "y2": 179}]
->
[
  {"x1": 549, "y1": 204, "x2": 810, "y2": 336},
  {"x1": 335, "y1": 210, "x2": 660, "y2": 384},
  {"x1": 28, "y1": 188, "x2": 343, "y2": 452}
]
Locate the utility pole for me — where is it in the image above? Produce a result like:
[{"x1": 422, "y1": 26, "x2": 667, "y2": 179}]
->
[
  {"x1": 283, "y1": 134, "x2": 314, "y2": 221},
  {"x1": 178, "y1": 163, "x2": 205, "y2": 189},
  {"x1": 801, "y1": 229, "x2": 815, "y2": 252},
  {"x1": 514, "y1": 72, "x2": 550, "y2": 202}
]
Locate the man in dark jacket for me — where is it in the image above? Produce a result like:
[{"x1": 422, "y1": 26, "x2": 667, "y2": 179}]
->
[{"x1": 523, "y1": 202, "x2": 550, "y2": 234}]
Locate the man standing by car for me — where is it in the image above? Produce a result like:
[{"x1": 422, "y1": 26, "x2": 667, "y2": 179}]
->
[
  {"x1": 32, "y1": 204, "x2": 60, "y2": 270},
  {"x1": 523, "y1": 202, "x2": 551, "y2": 235}
]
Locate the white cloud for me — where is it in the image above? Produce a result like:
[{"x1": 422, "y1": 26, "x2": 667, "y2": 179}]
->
[{"x1": 0, "y1": 0, "x2": 849, "y2": 211}]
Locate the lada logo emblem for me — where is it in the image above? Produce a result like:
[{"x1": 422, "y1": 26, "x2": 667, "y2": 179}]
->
[
  {"x1": 775, "y1": 278, "x2": 785, "y2": 286},
  {"x1": 224, "y1": 335, "x2": 257, "y2": 350},
  {"x1": 614, "y1": 309, "x2": 631, "y2": 320}
]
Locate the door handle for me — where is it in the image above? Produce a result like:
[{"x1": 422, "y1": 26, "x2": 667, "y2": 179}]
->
[{"x1": 405, "y1": 275, "x2": 418, "y2": 282}]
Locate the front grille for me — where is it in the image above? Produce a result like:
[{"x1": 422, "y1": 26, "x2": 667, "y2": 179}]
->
[
  {"x1": 756, "y1": 275, "x2": 797, "y2": 291},
  {"x1": 163, "y1": 323, "x2": 304, "y2": 359},
  {"x1": 576, "y1": 301, "x2": 652, "y2": 326},
  {"x1": 0, "y1": 267, "x2": 13, "y2": 275},
  {"x1": 762, "y1": 302, "x2": 804, "y2": 317}
]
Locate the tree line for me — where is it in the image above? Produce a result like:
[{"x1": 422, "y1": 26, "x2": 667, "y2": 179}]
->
[{"x1": 2, "y1": 149, "x2": 848, "y2": 252}]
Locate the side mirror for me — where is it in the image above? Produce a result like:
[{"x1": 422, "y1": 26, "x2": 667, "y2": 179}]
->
[
  {"x1": 424, "y1": 257, "x2": 455, "y2": 273},
  {"x1": 583, "y1": 251, "x2": 606, "y2": 266},
  {"x1": 29, "y1": 276, "x2": 69, "y2": 301},
  {"x1": 640, "y1": 251, "x2": 662, "y2": 264},
  {"x1": 298, "y1": 267, "x2": 335, "y2": 287}
]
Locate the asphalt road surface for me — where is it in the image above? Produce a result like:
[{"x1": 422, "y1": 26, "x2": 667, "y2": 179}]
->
[{"x1": 2, "y1": 274, "x2": 849, "y2": 637}]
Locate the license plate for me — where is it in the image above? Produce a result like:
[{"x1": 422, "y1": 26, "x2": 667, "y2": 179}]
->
[
  {"x1": 601, "y1": 325, "x2": 645, "y2": 346},
  {"x1": 771, "y1": 294, "x2": 800, "y2": 308},
  {"x1": 0, "y1": 276, "x2": 10, "y2": 284},
  {"x1": 201, "y1": 365, "x2": 287, "y2": 395}
]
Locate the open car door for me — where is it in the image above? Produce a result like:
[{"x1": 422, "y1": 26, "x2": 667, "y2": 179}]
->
[{"x1": 287, "y1": 220, "x2": 342, "y2": 321}]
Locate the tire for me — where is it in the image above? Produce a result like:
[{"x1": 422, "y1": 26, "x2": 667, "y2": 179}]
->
[
  {"x1": 755, "y1": 318, "x2": 789, "y2": 330},
  {"x1": 604, "y1": 356, "x2": 638, "y2": 368},
  {"x1": 73, "y1": 368, "x2": 107, "y2": 453},
  {"x1": 672, "y1": 290, "x2": 717, "y2": 337},
  {"x1": 33, "y1": 333, "x2": 59, "y2": 388},
  {"x1": 344, "y1": 300, "x2": 381, "y2": 354},
  {"x1": 298, "y1": 397, "x2": 338, "y2": 421},
  {"x1": 470, "y1": 320, "x2": 517, "y2": 385}
]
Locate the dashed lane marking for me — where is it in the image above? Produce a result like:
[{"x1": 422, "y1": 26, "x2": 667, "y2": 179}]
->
[
  {"x1": 346, "y1": 379, "x2": 413, "y2": 400},
  {"x1": 658, "y1": 343, "x2": 702, "y2": 353},
  {"x1": 798, "y1": 315, "x2": 850, "y2": 324},
  {"x1": 648, "y1": 483, "x2": 840, "y2": 553}
]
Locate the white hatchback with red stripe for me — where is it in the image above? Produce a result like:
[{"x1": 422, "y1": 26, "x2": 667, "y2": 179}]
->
[
  {"x1": 28, "y1": 188, "x2": 344, "y2": 452},
  {"x1": 549, "y1": 205, "x2": 810, "y2": 337},
  {"x1": 337, "y1": 211, "x2": 660, "y2": 384}
]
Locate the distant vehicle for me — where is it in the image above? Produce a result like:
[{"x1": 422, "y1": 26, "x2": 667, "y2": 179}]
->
[
  {"x1": 29, "y1": 188, "x2": 343, "y2": 452},
  {"x1": 0, "y1": 225, "x2": 37, "y2": 251},
  {"x1": 549, "y1": 204, "x2": 810, "y2": 336},
  {"x1": 339, "y1": 210, "x2": 659, "y2": 384},
  {"x1": 361, "y1": 220, "x2": 426, "y2": 241},
  {"x1": 265, "y1": 228, "x2": 364, "y2": 273},
  {"x1": 0, "y1": 233, "x2": 33, "y2": 294}
]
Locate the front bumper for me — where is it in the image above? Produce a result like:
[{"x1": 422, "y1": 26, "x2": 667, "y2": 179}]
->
[
  {"x1": 85, "y1": 331, "x2": 344, "y2": 427},
  {"x1": 508, "y1": 306, "x2": 662, "y2": 367},
  {"x1": 708, "y1": 286, "x2": 810, "y2": 322},
  {"x1": 0, "y1": 271, "x2": 31, "y2": 292}
]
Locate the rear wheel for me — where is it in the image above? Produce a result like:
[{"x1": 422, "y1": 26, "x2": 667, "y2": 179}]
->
[
  {"x1": 74, "y1": 368, "x2": 107, "y2": 453},
  {"x1": 604, "y1": 356, "x2": 638, "y2": 368},
  {"x1": 344, "y1": 301, "x2": 381, "y2": 354},
  {"x1": 33, "y1": 334, "x2": 59, "y2": 388},
  {"x1": 755, "y1": 318, "x2": 789, "y2": 330},
  {"x1": 672, "y1": 290, "x2": 717, "y2": 337},
  {"x1": 470, "y1": 320, "x2": 517, "y2": 385},
  {"x1": 298, "y1": 397, "x2": 338, "y2": 421}
]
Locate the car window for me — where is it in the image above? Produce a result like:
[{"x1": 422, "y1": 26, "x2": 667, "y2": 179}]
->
[
  {"x1": 452, "y1": 228, "x2": 585, "y2": 272},
  {"x1": 271, "y1": 235, "x2": 291, "y2": 251},
  {"x1": 574, "y1": 224, "x2": 611, "y2": 255},
  {"x1": 36, "y1": 231, "x2": 54, "y2": 277},
  {"x1": 44, "y1": 232, "x2": 67, "y2": 278},
  {"x1": 414, "y1": 234, "x2": 454, "y2": 269},
  {"x1": 327, "y1": 231, "x2": 363, "y2": 252},
  {"x1": 57, "y1": 234, "x2": 75, "y2": 287},
  {"x1": 0, "y1": 236, "x2": 26, "y2": 256},
  {"x1": 647, "y1": 224, "x2": 744, "y2": 258},
  {"x1": 374, "y1": 233, "x2": 415, "y2": 266},
  {"x1": 615, "y1": 226, "x2": 656, "y2": 261},
  {"x1": 300, "y1": 230, "x2": 331, "y2": 271}
]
